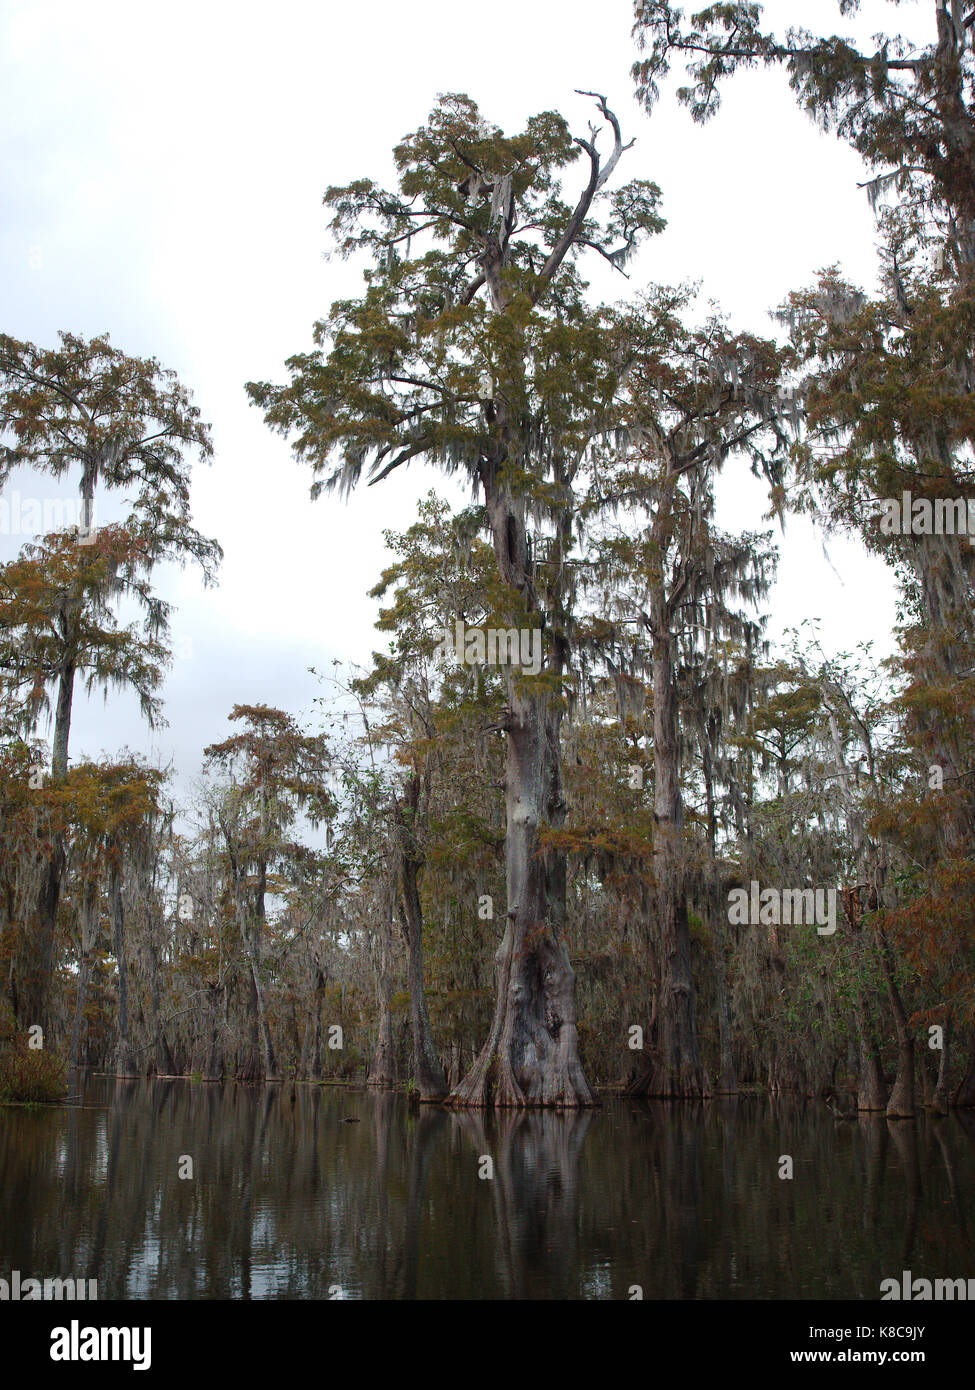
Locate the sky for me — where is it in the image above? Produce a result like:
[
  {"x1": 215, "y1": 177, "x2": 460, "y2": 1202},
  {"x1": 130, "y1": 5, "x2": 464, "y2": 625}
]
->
[{"x1": 0, "y1": 0, "x2": 929, "y2": 805}]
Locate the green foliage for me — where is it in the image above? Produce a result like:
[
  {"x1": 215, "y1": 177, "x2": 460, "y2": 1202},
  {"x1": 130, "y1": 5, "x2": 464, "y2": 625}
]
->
[{"x1": 0, "y1": 329, "x2": 221, "y2": 577}]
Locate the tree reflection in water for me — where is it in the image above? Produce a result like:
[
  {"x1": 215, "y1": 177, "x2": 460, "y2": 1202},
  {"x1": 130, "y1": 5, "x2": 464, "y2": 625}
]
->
[{"x1": 2, "y1": 1078, "x2": 974, "y2": 1299}]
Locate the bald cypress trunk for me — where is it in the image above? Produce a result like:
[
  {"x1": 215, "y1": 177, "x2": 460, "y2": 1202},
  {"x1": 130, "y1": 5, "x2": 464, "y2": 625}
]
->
[
  {"x1": 930, "y1": 1023, "x2": 950, "y2": 1115},
  {"x1": 390, "y1": 783, "x2": 446, "y2": 1101},
  {"x1": 14, "y1": 847, "x2": 63, "y2": 1036},
  {"x1": 232, "y1": 864, "x2": 278, "y2": 1081},
  {"x1": 714, "y1": 922, "x2": 737, "y2": 1095},
  {"x1": 252, "y1": 842, "x2": 279, "y2": 1082},
  {"x1": 703, "y1": 741, "x2": 736, "y2": 1095},
  {"x1": 202, "y1": 986, "x2": 223, "y2": 1082},
  {"x1": 849, "y1": 924, "x2": 887, "y2": 1110},
  {"x1": 17, "y1": 658, "x2": 76, "y2": 1036},
  {"x1": 248, "y1": 949, "x2": 279, "y2": 1082},
  {"x1": 448, "y1": 454, "x2": 594, "y2": 1109},
  {"x1": 952, "y1": 1029, "x2": 975, "y2": 1107},
  {"x1": 111, "y1": 864, "x2": 137, "y2": 1076},
  {"x1": 69, "y1": 884, "x2": 99, "y2": 1070},
  {"x1": 368, "y1": 915, "x2": 396, "y2": 1087},
  {"x1": 626, "y1": 504, "x2": 709, "y2": 1099},
  {"x1": 51, "y1": 659, "x2": 75, "y2": 783},
  {"x1": 147, "y1": 926, "x2": 174, "y2": 1076},
  {"x1": 69, "y1": 956, "x2": 90, "y2": 1070},
  {"x1": 309, "y1": 971, "x2": 325, "y2": 1081},
  {"x1": 877, "y1": 925, "x2": 915, "y2": 1119},
  {"x1": 399, "y1": 852, "x2": 447, "y2": 1101},
  {"x1": 368, "y1": 994, "x2": 395, "y2": 1086},
  {"x1": 449, "y1": 677, "x2": 594, "y2": 1107},
  {"x1": 649, "y1": 630, "x2": 708, "y2": 1096},
  {"x1": 856, "y1": 1031, "x2": 888, "y2": 1112}
]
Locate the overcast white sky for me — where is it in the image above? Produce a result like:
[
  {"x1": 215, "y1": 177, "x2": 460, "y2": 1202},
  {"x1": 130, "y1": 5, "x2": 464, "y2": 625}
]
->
[{"x1": 0, "y1": 0, "x2": 926, "y2": 802}]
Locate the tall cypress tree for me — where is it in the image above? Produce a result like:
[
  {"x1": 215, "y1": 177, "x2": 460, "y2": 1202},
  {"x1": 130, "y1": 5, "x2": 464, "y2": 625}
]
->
[{"x1": 248, "y1": 92, "x2": 664, "y2": 1106}]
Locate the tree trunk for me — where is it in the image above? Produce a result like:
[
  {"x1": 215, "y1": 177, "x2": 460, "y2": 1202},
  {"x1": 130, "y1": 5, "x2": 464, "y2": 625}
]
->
[
  {"x1": 69, "y1": 956, "x2": 90, "y2": 1070},
  {"x1": 401, "y1": 885, "x2": 447, "y2": 1101},
  {"x1": 446, "y1": 1041, "x2": 460, "y2": 1090},
  {"x1": 449, "y1": 472, "x2": 594, "y2": 1109},
  {"x1": 248, "y1": 951, "x2": 279, "y2": 1081},
  {"x1": 712, "y1": 894, "x2": 737, "y2": 1093},
  {"x1": 252, "y1": 858, "x2": 279, "y2": 1081},
  {"x1": 703, "y1": 732, "x2": 735, "y2": 1094},
  {"x1": 51, "y1": 658, "x2": 75, "y2": 782},
  {"x1": 630, "y1": 628, "x2": 709, "y2": 1098},
  {"x1": 17, "y1": 659, "x2": 76, "y2": 1036},
  {"x1": 394, "y1": 796, "x2": 447, "y2": 1101},
  {"x1": 68, "y1": 883, "x2": 99, "y2": 1070},
  {"x1": 886, "y1": 1035, "x2": 915, "y2": 1119},
  {"x1": 202, "y1": 985, "x2": 223, "y2": 1080},
  {"x1": 110, "y1": 865, "x2": 137, "y2": 1076},
  {"x1": 236, "y1": 966, "x2": 262, "y2": 1080},
  {"x1": 852, "y1": 984, "x2": 887, "y2": 1110},
  {"x1": 931, "y1": 1023, "x2": 950, "y2": 1115},
  {"x1": 13, "y1": 847, "x2": 62, "y2": 1036},
  {"x1": 952, "y1": 1028, "x2": 975, "y2": 1107},
  {"x1": 368, "y1": 914, "x2": 396, "y2": 1086},
  {"x1": 368, "y1": 994, "x2": 395, "y2": 1086},
  {"x1": 309, "y1": 971, "x2": 325, "y2": 1080},
  {"x1": 876, "y1": 927, "x2": 915, "y2": 1119},
  {"x1": 856, "y1": 1033, "x2": 888, "y2": 1111},
  {"x1": 230, "y1": 857, "x2": 278, "y2": 1081},
  {"x1": 148, "y1": 941, "x2": 174, "y2": 1076},
  {"x1": 449, "y1": 686, "x2": 594, "y2": 1107},
  {"x1": 203, "y1": 1036, "x2": 223, "y2": 1082}
]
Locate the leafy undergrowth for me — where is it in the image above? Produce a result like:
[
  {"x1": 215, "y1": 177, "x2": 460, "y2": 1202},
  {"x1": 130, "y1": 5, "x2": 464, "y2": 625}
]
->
[{"x1": 0, "y1": 1006, "x2": 67, "y2": 1103}]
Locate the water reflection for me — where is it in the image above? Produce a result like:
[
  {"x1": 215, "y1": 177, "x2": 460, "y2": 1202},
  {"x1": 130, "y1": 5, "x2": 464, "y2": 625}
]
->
[
  {"x1": 452, "y1": 1108, "x2": 593, "y2": 1298},
  {"x1": 1, "y1": 1079, "x2": 973, "y2": 1299}
]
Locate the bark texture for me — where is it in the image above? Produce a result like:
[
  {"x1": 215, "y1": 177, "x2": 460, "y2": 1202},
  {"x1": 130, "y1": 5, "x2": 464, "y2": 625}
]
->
[
  {"x1": 392, "y1": 784, "x2": 447, "y2": 1101},
  {"x1": 627, "y1": 541, "x2": 709, "y2": 1098},
  {"x1": 110, "y1": 865, "x2": 137, "y2": 1076},
  {"x1": 449, "y1": 676, "x2": 594, "y2": 1107},
  {"x1": 449, "y1": 412, "x2": 594, "y2": 1106},
  {"x1": 878, "y1": 926, "x2": 915, "y2": 1119}
]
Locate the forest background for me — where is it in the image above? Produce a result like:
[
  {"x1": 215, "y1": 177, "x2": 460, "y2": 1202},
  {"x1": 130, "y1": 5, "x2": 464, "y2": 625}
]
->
[{"x1": 0, "y1": 0, "x2": 972, "y2": 1114}]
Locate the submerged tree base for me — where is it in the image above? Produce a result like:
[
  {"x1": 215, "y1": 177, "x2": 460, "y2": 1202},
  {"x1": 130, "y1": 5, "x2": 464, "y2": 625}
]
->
[
  {"x1": 447, "y1": 1037, "x2": 599, "y2": 1110},
  {"x1": 623, "y1": 1053, "x2": 712, "y2": 1100}
]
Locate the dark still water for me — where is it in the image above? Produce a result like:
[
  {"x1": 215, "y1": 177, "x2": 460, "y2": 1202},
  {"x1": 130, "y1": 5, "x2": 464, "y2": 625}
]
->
[{"x1": 2, "y1": 1077, "x2": 974, "y2": 1300}]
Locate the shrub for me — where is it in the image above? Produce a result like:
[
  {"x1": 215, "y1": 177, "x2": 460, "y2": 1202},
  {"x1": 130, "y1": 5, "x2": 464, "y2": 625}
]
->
[{"x1": 0, "y1": 1008, "x2": 67, "y2": 1103}]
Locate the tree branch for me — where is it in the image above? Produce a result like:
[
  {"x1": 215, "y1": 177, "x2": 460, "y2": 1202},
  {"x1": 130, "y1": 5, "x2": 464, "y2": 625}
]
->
[{"x1": 531, "y1": 94, "x2": 633, "y2": 303}]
